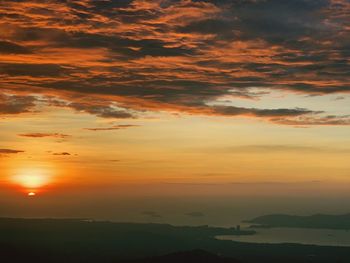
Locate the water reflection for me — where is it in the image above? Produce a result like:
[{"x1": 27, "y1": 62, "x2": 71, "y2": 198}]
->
[{"x1": 217, "y1": 227, "x2": 350, "y2": 247}]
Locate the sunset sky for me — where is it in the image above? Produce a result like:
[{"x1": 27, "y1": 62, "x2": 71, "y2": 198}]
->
[{"x1": 1, "y1": 0, "x2": 350, "y2": 222}]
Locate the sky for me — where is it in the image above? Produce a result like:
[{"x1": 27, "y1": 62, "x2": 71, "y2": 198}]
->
[{"x1": 0, "y1": 0, "x2": 350, "y2": 223}]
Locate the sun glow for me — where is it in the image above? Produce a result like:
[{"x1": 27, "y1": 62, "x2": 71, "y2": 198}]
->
[{"x1": 12, "y1": 167, "x2": 53, "y2": 190}]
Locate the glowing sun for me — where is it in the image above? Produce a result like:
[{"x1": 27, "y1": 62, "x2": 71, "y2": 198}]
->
[{"x1": 11, "y1": 167, "x2": 53, "y2": 193}]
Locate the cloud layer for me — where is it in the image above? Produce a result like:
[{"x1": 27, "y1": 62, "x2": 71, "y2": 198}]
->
[{"x1": 0, "y1": 0, "x2": 349, "y2": 125}]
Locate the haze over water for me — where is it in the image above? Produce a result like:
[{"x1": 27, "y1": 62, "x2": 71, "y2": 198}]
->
[{"x1": 218, "y1": 228, "x2": 350, "y2": 247}]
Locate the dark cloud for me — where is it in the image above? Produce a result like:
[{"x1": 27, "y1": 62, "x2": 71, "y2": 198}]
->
[
  {"x1": 211, "y1": 105, "x2": 315, "y2": 117},
  {"x1": 52, "y1": 152, "x2": 71, "y2": 156},
  {"x1": 18, "y1": 133, "x2": 71, "y2": 138},
  {"x1": 182, "y1": 0, "x2": 329, "y2": 42},
  {"x1": 68, "y1": 102, "x2": 135, "y2": 119},
  {"x1": 0, "y1": 41, "x2": 31, "y2": 54},
  {"x1": 0, "y1": 149, "x2": 24, "y2": 154},
  {"x1": 334, "y1": 96, "x2": 345, "y2": 101},
  {"x1": 0, "y1": 63, "x2": 66, "y2": 77},
  {"x1": 8, "y1": 28, "x2": 194, "y2": 58},
  {"x1": 84, "y1": 124, "x2": 139, "y2": 131},
  {"x1": 272, "y1": 115, "x2": 350, "y2": 126},
  {"x1": 0, "y1": 94, "x2": 36, "y2": 115}
]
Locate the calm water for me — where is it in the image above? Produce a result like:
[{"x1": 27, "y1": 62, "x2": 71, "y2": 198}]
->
[{"x1": 217, "y1": 227, "x2": 350, "y2": 247}]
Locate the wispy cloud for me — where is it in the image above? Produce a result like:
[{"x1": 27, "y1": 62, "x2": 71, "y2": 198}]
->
[
  {"x1": 52, "y1": 152, "x2": 71, "y2": 156},
  {"x1": 0, "y1": 94, "x2": 36, "y2": 115},
  {"x1": 18, "y1": 133, "x2": 71, "y2": 138},
  {"x1": 84, "y1": 124, "x2": 139, "y2": 131},
  {"x1": 0, "y1": 148, "x2": 25, "y2": 157},
  {"x1": 0, "y1": 149, "x2": 24, "y2": 154}
]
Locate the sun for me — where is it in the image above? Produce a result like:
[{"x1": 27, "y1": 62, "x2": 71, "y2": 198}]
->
[{"x1": 27, "y1": 192, "x2": 36, "y2": 197}]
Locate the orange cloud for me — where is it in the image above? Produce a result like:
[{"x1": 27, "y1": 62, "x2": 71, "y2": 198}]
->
[{"x1": 0, "y1": 0, "x2": 349, "y2": 126}]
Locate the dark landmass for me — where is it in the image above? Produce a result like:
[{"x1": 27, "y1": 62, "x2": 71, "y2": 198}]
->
[
  {"x1": 1, "y1": 218, "x2": 350, "y2": 263},
  {"x1": 121, "y1": 250, "x2": 240, "y2": 263},
  {"x1": 245, "y1": 213, "x2": 350, "y2": 230}
]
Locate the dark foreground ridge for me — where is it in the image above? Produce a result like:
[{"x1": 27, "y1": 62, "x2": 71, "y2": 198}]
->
[
  {"x1": 1, "y1": 218, "x2": 350, "y2": 263},
  {"x1": 245, "y1": 213, "x2": 350, "y2": 230},
  {"x1": 121, "y1": 249, "x2": 240, "y2": 263}
]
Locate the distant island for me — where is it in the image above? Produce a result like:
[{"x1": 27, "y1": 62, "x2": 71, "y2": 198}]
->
[{"x1": 245, "y1": 213, "x2": 350, "y2": 230}]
